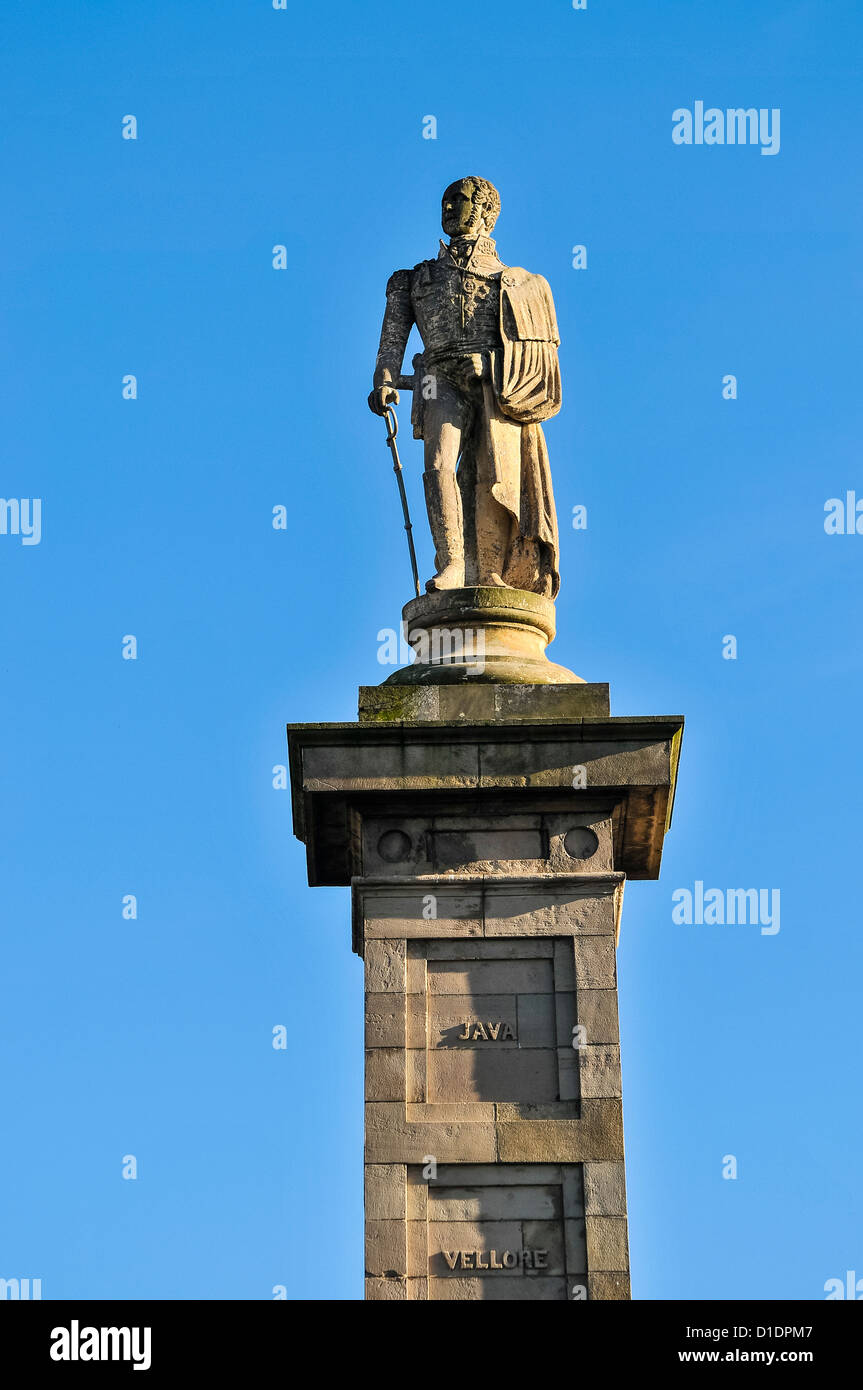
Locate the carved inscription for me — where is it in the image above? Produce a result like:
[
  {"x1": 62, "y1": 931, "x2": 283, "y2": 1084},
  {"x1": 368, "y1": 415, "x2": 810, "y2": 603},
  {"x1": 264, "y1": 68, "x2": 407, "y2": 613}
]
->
[
  {"x1": 441, "y1": 1249, "x2": 549, "y2": 1271},
  {"x1": 457, "y1": 1020, "x2": 516, "y2": 1041}
]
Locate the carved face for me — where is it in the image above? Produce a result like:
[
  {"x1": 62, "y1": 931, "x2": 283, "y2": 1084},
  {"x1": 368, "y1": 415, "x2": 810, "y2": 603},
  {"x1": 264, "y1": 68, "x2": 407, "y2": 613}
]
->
[{"x1": 441, "y1": 180, "x2": 487, "y2": 238}]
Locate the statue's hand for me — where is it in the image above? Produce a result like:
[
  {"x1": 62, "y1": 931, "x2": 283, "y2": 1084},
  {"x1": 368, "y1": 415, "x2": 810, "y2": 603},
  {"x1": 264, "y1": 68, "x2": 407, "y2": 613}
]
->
[
  {"x1": 370, "y1": 368, "x2": 401, "y2": 416},
  {"x1": 367, "y1": 382, "x2": 400, "y2": 417}
]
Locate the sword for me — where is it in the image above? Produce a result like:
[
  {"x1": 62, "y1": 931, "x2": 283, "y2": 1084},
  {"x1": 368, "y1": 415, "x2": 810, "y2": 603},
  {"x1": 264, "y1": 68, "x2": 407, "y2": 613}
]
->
[{"x1": 379, "y1": 390, "x2": 421, "y2": 599}]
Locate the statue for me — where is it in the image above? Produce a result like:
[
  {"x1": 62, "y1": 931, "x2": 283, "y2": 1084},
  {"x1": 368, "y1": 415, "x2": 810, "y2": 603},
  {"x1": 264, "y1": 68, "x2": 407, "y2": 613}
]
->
[{"x1": 369, "y1": 177, "x2": 563, "y2": 599}]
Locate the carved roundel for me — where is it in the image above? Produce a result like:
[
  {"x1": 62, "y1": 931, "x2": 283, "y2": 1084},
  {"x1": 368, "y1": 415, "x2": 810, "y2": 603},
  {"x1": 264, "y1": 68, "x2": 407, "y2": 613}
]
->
[
  {"x1": 377, "y1": 829, "x2": 412, "y2": 863},
  {"x1": 563, "y1": 827, "x2": 599, "y2": 861}
]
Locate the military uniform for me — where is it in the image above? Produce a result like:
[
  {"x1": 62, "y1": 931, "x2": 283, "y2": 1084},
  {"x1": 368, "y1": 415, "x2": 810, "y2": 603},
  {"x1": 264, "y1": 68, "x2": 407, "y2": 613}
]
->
[{"x1": 374, "y1": 234, "x2": 562, "y2": 597}]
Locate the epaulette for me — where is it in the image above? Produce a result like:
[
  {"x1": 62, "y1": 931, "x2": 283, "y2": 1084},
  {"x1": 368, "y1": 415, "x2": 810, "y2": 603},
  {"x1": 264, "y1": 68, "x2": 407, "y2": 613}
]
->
[{"x1": 385, "y1": 268, "x2": 412, "y2": 295}]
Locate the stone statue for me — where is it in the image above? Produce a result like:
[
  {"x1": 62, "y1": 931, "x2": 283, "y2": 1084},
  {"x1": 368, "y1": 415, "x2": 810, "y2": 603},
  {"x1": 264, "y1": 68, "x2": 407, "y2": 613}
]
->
[{"x1": 369, "y1": 177, "x2": 563, "y2": 599}]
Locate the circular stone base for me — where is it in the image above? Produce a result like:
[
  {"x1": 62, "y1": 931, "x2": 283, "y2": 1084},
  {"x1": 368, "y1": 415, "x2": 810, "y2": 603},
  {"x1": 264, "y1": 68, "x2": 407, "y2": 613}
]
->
[{"x1": 383, "y1": 586, "x2": 583, "y2": 686}]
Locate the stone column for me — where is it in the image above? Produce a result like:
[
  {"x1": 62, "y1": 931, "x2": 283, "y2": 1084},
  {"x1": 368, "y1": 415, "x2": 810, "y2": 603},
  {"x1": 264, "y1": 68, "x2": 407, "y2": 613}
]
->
[{"x1": 287, "y1": 681, "x2": 682, "y2": 1301}]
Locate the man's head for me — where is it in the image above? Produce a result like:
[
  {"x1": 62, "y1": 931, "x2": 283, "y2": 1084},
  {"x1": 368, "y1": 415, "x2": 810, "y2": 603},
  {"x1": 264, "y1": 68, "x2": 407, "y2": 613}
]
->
[{"x1": 441, "y1": 177, "x2": 501, "y2": 239}]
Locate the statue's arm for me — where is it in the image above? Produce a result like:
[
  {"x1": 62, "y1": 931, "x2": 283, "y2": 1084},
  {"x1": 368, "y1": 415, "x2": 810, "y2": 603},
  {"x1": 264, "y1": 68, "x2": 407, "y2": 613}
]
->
[{"x1": 369, "y1": 269, "x2": 414, "y2": 415}]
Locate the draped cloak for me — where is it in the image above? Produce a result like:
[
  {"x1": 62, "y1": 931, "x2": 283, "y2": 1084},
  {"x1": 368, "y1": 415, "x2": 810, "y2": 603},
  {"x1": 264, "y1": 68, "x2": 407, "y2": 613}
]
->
[{"x1": 484, "y1": 268, "x2": 561, "y2": 597}]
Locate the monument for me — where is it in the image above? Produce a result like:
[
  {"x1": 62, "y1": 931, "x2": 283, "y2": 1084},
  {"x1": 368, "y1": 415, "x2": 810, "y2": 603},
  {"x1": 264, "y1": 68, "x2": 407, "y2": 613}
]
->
[{"x1": 288, "y1": 177, "x2": 683, "y2": 1299}]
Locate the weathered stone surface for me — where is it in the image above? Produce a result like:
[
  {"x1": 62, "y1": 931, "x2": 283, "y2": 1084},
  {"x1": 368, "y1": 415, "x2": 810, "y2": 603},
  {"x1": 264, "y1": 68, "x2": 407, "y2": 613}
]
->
[
  {"x1": 496, "y1": 1100, "x2": 624, "y2": 1162},
  {"x1": 365, "y1": 1277, "x2": 407, "y2": 1300},
  {"x1": 573, "y1": 935, "x2": 617, "y2": 990},
  {"x1": 364, "y1": 1164, "x2": 406, "y2": 1221},
  {"x1": 365, "y1": 1219, "x2": 407, "y2": 1278},
  {"x1": 365, "y1": 1103, "x2": 498, "y2": 1164},
  {"x1": 365, "y1": 1047, "x2": 406, "y2": 1102},
  {"x1": 588, "y1": 1272, "x2": 631, "y2": 1301},
  {"x1": 428, "y1": 958, "x2": 553, "y2": 995},
  {"x1": 433, "y1": 1163, "x2": 562, "y2": 1185},
  {"x1": 583, "y1": 1161, "x2": 627, "y2": 1217},
  {"x1": 586, "y1": 1215, "x2": 630, "y2": 1271},
  {"x1": 405, "y1": 1101, "x2": 496, "y2": 1124},
  {"x1": 364, "y1": 939, "x2": 406, "y2": 993},
  {"x1": 429, "y1": 1048, "x2": 559, "y2": 1104},
  {"x1": 364, "y1": 993, "x2": 405, "y2": 1049},
  {"x1": 431, "y1": 1185, "x2": 561, "y2": 1223},
  {"x1": 512, "y1": 993, "x2": 557, "y2": 1048},
  {"x1": 362, "y1": 887, "x2": 483, "y2": 940},
  {"x1": 556, "y1": 1047, "x2": 580, "y2": 1102},
  {"x1": 430, "y1": 1220, "x2": 524, "y2": 1276},
  {"x1": 429, "y1": 1276, "x2": 569, "y2": 1301},
  {"x1": 387, "y1": 588, "x2": 580, "y2": 686},
  {"x1": 483, "y1": 883, "x2": 621, "y2": 937},
  {"x1": 425, "y1": 938, "x2": 553, "y2": 960},
  {"x1": 578, "y1": 1044, "x2": 622, "y2": 1099},
  {"x1": 429, "y1": 992, "x2": 519, "y2": 1044},
  {"x1": 575, "y1": 989, "x2": 621, "y2": 1045}
]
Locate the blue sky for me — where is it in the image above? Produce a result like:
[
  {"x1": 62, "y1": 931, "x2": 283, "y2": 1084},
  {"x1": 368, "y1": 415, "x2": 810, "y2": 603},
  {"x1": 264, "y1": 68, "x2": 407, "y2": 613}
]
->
[{"x1": 1, "y1": 0, "x2": 861, "y2": 1299}]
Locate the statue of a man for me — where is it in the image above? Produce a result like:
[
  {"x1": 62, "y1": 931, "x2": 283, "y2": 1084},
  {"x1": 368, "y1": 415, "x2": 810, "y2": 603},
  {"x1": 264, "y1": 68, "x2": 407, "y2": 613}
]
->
[{"x1": 369, "y1": 177, "x2": 563, "y2": 598}]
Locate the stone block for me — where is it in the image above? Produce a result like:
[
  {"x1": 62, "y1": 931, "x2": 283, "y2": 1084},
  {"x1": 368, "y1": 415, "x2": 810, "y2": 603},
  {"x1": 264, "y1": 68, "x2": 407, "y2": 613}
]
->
[
  {"x1": 405, "y1": 994, "x2": 426, "y2": 1049},
  {"x1": 364, "y1": 939, "x2": 406, "y2": 993},
  {"x1": 586, "y1": 1215, "x2": 629, "y2": 1271},
  {"x1": 427, "y1": 958, "x2": 554, "y2": 995},
  {"x1": 583, "y1": 1162, "x2": 627, "y2": 1216},
  {"x1": 365, "y1": 1219, "x2": 407, "y2": 1278},
  {"x1": 365, "y1": 1277, "x2": 407, "y2": 1300},
  {"x1": 556, "y1": 1047, "x2": 580, "y2": 1101},
  {"x1": 575, "y1": 989, "x2": 620, "y2": 1045},
  {"x1": 304, "y1": 739, "x2": 479, "y2": 790},
  {"x1": 589, "y1": 1272, "x2": 631, "y2": 1301},
  {"x1": 432, "y1": 1164, "x2": 562, "y2": 1186},
  {"x1": 430, "y1": 1184, "x2": 562, "y2": 1223},
  {"x1": 554, "y1": 989, "x2": 577, "y2": 1043},
  {"x1": 364, "y1": 1103, "x2": 497, "y2": 1164},
  {"x1": 405, "y1": 1102, "x2": 496, "y2": 1124},
  {"x1": 573, "y1": 936, "x2": 617, "y2": 989},
  {"x1": 406, "y1": 1168, "x2": 428, "y2": 1221},
  {"x1": 514, "y1": 993, "x2": 557, "y2": 1048},
  {"x1": 564, "y1": 1218, "x2": 588, "y2": 1273},
  {"x1": 429, "y1": 993, "x2": 519, "y2": 1047},
  {"x1": 428, "y1": 1048, "x2": 559, "y2": 1105},
  {"x1": 424, "y1": 938, "x2": 553, "y2": 960},
  {"x1": 428, "y1": 1276, "x2": 568, "y2": 1301},
  {"x1": 484, "y1": 885, "x2": 619, "y2": 937},
  {"x1": 578, "y1": 1044, "x2": 622, "y2": 1099},
  {"x1": 365, "y1": 1047, "x2": 406, "y2": 1102},
  {"x1": 522, "y1": 1220, "x2": 566, "y2": 1276},
  {"x1": 496, "y1": 1100, "x2": 624, "y2": 1163},
  {"x1": 364, "y1": 1164, "x2": 406, "y2": 1221},
  {"x1": 364, "y1": 993, "x2": 405, "y2": 1048},
  {"x1": 405, "y1": 1047, "x2": 426, "y2": 1103},
  {"x1": 364, "y1": 887, "x2": 483, "y2": 939},
  {"x1": 553, "y1": 937, "x2": 576, "y2": 989}
]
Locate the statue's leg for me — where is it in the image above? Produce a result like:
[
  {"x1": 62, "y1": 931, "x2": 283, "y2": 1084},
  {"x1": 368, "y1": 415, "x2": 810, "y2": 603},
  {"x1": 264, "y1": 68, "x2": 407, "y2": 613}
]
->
[
  {"x1": 474, "y1": 403, "x2": 515, "y2": 588},
  {"x1": 422, "y1": 376, "x2": 466, "y2": 591}
]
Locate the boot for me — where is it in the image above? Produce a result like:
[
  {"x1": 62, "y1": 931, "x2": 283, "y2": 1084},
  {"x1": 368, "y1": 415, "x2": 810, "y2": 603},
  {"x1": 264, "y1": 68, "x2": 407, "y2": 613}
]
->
[{"x1": 423, "y1": 469, "x2": 465, "y2": 590}]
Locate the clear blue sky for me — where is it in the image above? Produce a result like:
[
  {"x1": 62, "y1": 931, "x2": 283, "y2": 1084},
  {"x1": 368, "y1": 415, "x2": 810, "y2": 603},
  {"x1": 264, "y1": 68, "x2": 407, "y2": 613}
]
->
[{"x1": 1, "y1": 0, "x2": 861, "y2": 1300}]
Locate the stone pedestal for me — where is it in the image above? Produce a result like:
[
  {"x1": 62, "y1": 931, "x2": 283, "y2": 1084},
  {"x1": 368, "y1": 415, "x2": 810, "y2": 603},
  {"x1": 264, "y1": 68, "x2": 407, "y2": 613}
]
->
[
  {"x1": 385, "y1": 587, "x2": 581, "y2": 686},
  {"x1": 287, "y1": 680, "x2": 683, "y2": 1301}
]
